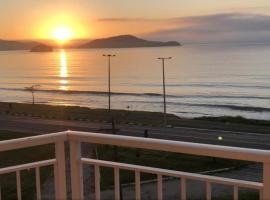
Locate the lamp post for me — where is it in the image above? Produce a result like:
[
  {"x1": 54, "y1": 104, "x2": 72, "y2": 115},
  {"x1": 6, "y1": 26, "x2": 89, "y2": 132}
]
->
[
  {"x1": 103, "y1": 54, "x2": 116, "y2": 112},
  {"x1": 158, "y1": 57, "x2": 172, "y2": 127}
]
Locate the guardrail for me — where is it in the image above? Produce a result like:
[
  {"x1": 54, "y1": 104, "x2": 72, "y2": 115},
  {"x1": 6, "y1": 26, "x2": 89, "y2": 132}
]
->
[
  {"x1": 0, "y1": 132, "x2": 67, "y2": 200},
  {"x1": 0, "y1": 130, "x2": 269, "y2": 200}
]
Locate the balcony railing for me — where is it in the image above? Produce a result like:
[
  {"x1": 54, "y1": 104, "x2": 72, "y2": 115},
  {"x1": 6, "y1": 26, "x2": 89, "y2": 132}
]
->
[{"x1": 0, "y1": 130, "x2": 269, "y2": 200}]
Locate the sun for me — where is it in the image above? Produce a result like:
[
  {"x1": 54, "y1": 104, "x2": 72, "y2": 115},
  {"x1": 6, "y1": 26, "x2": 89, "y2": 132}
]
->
[
  {"x1": 37, "y1": 13, "x2": 91, "y2": 43},
  {"x1": 52, "y1": 27, "x2": 74, "y2": 44}
]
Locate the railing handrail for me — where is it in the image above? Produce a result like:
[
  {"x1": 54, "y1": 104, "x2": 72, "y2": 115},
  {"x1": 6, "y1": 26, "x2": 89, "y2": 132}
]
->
[
  {"x1": 0, "y1": 130, "x2": 270, "y2": 162},
  {"x1": 81, "y1": 158, "x2": 263, "y2": 189},
  {"x1": 0, "y1": 159, "x2": 56, "y2": 175},
  {"x1": 69, "y1": 131, "x2": 270, "y2": 163},
  {"x1": 0, "y1": 131, "x2": 67, "y2": 152}
]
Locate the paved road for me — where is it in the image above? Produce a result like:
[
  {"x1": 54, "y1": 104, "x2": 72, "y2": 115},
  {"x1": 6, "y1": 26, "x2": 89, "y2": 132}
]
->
[{"x1": 1, "y1": 114, "x2": 270, "y2": 150}]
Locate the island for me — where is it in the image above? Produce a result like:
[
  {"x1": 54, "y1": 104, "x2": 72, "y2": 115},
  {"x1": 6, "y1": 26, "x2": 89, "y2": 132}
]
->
[
  {"x1": 30, "y1": 44, "x2": 53, "y2": 52},
  {"x1": 79, "y1": 35, "x2": 181, "y2": 49},
  {"x1": 0, "y1": 39, "x2": 39, "y2": 51}
]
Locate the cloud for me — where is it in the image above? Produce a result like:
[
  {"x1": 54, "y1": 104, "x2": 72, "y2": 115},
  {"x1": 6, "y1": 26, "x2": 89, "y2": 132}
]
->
[
  {"x1": 97, "y1": 18, "x2": 152, "y2": 22},
  {"x1": 95, "y1": 13, "x2": 270, "y2": 43},
  {"x1": 143, "y1": 13, "x2": 270, "y2": 43}
]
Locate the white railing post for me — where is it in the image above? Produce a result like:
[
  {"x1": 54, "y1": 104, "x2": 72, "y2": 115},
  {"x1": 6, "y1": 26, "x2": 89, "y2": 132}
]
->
[
  {"x1": 54, "y1": 141, "x2": 67, "y2": 199},
  {"x1": 35, "y1": 167, "x2": 41, "y2": 200},
  {"x1": 114, "y1": 167, "x2": 120, "y2": 200},
  {"x1": 181, "y1": 178, "x2": 186, "y2": 200},
  {"x1": 233, "y1": 186, "x2": 238, "y2": 200},
  {"x1": 157, "y1": 174, "x2": 163, "y2": 200},
  {"x1": 94, "y1": 165, "x2": 101, "y2": 200},
  {"x1": 135, "y1": 171, "x2": 141, "y2": 200},
  {"x1": 263, "y1": 162, "x2": 270, "y2": 200},
  {"x1": 206, "y1": 182, "x2": 211, "y2": 200},
  {"x1": 16, "y1": 171, "x2": 22, "y2": 200},
  {"x1": 70, "y1": 140, "x2": 84, "y2": 200}
]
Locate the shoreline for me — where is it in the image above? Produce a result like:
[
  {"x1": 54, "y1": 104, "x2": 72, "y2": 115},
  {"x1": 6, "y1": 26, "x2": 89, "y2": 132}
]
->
[
  {"x1": 1, "y1": 87, "x2": 269, "y2": 121},
  {"x1": 0, "y1": 101, "x2": 269, "y2": 134}
]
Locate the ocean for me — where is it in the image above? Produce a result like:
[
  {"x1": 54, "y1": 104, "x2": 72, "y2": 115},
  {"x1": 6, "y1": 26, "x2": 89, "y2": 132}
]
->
[{"x1": 0, "y1": 44, "x2": 269, "y2": 120}]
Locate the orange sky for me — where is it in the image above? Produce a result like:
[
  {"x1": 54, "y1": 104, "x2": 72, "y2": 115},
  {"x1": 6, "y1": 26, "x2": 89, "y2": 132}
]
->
[{"x1": 1, "y1": 0, "x2": 270, "y2": 42}]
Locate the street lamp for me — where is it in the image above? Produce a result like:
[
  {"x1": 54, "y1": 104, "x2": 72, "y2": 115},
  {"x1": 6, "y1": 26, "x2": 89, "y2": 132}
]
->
[
  {"x1": 103, "y1": 54, "x2": 116, "y2": 112},
  {"x1": 158, "y1": 57, "x2": 172, "y2": 127}
]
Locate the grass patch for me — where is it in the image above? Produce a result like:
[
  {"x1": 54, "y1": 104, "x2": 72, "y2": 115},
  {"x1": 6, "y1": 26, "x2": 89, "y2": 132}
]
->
[
  {"x1": 1, "y1": 102, "x2": 270, "y2": 134},
  {"x1": 197, "y1": 116, "x2": 270, "y2": 127}
]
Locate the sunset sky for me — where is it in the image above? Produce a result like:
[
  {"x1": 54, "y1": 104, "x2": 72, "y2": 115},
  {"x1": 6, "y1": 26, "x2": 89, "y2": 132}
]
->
[{"x1": 1, "y1": 0, "x2": 270, "y2": 43}]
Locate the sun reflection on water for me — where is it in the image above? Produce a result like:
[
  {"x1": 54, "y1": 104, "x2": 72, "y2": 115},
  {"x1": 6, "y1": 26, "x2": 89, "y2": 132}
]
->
[{"x1": 59, "y1": 50, "x2": 69, "y2": 90}]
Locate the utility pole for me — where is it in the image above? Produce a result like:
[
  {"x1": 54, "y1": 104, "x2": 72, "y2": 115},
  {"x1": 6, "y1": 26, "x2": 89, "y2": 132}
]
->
[
  {"x1": 103, "y1": 54, "x2": 116, "y2": 112},
  {"x1": 158, "y1": 57, "x2": 172, "y2": 127}
]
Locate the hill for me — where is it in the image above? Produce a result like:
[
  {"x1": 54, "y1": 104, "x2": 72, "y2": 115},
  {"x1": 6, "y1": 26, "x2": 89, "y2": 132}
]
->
[
  {"x1": 0, "y1": 39, "x2": 40, "y2": 51},
  {"x1": 0, "y1": 35, "x2": 181, "y2": 51},
  {"x1": 30, "y1": 44, "x2": 53, "y2": 52},
  {"x1": 79, "y1": 35, "x2": 181, "y2": 49}
]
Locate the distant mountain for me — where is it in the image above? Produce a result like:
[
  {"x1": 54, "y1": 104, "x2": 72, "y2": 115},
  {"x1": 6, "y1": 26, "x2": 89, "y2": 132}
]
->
[
  {"x1": 0, "y1": 35, "x2": 181, "y2": 51},
  {"x1": 0, "y1": 39, "x2": 40, "y2": 51},
  {"x1": 79, "y1": 35, "x2": 181, "y2": 49},
  {"x1": 30, "y1": 44, "x2": 53, "y2": 52}
]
